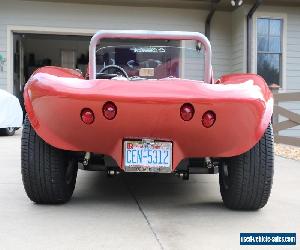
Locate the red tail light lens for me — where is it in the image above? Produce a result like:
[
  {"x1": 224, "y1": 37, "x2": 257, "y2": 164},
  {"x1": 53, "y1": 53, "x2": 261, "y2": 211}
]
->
[
  {"x1": 202, "y1": 111, "x2": 216, "y2": 128},
  {"x1": 102, "y1": 101, "x2": 117, "y2": 120},
  {"x1": 180, "y1": 103, "x2": 195, "y2": 121},
  {"x1": 80, "y1": 108, "x2": 95, "y2": 124}
]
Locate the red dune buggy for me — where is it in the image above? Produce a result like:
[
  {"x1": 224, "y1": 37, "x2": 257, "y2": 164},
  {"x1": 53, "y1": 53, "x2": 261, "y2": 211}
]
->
[{"x1": 22, "y1": 30, "x2": 274, "y2": 210}]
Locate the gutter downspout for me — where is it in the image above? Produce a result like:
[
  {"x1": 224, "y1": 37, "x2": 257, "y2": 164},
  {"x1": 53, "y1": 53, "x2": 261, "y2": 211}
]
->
[
  {"x1": 205, "y1": 0, "x2": 221, "y2": 40},
  {"x1": 247, "y1": 0, "x2": 263, "y2": 73}
]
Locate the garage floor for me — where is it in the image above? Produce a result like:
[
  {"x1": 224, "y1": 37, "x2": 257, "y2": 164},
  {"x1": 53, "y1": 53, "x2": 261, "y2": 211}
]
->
[{"x1": 0, "y1": 130, "x2": 299, "y2": 250}]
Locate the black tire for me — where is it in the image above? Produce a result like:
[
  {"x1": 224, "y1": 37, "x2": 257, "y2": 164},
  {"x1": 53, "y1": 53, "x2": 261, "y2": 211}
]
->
[
  {"x1": 0, "y1": 127, "x2": 16, "y2": 136},
  {"x1": 21, "y1": 116, "x2": 78, "y2": 204},
  {"x1": 219, "y1": 124, "x2": 274, "y2": 210}
]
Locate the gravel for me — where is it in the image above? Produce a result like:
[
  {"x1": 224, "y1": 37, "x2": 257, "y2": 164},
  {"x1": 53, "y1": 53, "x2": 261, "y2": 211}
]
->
[{"x1": 274, "y1": 143, "x2": 300, "y2": 161}]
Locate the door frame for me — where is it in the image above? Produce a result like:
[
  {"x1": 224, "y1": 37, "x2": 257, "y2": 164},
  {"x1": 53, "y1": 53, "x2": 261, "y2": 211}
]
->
[{"x1": 6, "y1": 25, "x2": 96, "y2": 93}]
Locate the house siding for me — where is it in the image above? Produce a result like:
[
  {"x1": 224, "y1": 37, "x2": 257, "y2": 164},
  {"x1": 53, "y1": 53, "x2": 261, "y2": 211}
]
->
[
  {"x1": 211, "y1": 12, "x2": 233, "y2": 78},
  {"x1": 0, "y1": 0, "x2": 234, "y2": 91},
  {"x1": 232, "y1": 4, "x2": 300, "y2": 138},
  {"x1": 231, "y1": 7, "x2": 246, "y2": 73},
  {"x1": 286, "y1": 11, "x2": 300, "y2": 92},
  {"x1": 254, "y1": 5, "x2": 300, "y2": 137},
  {"x1": 182, "y1": 11, "x2": 232, "y2": 81}
]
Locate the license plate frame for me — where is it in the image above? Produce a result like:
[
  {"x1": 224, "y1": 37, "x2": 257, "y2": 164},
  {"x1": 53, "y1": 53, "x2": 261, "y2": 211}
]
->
[{"x1": 123, "y1": 139, "x2": 172, "y2": 173}]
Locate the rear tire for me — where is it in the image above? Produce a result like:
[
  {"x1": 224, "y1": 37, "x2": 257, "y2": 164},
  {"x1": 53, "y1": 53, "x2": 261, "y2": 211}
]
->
[
  {"x1": 219, "y1": 124, "x2": 274, "y2": 210},
  {"x1": 0, "y1": 127, "x2": 16, "y2": 136},
  {"x1": 21, "y1": 116, "x2": 78, "y2": 204}
]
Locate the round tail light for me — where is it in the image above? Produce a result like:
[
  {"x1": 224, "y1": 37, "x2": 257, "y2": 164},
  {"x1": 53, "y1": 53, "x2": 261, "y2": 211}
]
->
[
  {"x1": 102, "y1": 101, "x2": 117, "y2": 120},
  {"x1": 180, "y1": 103, "x2": 195, "y2": 121},
  {"x1": 80, "y1": 108, "x2": 95, "y2": 124},
  {"x1": 202, "y1": 111, "x2": 216, "y2": 128}
]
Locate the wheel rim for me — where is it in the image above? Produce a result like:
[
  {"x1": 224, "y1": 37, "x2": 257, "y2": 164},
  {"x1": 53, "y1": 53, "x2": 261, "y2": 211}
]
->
[
  {"x1": 65, "y1": 160, "x2": 76, "y2": 185},
  {"x1": 221, "y1": 162, "x2": 230, "y2": 190}
]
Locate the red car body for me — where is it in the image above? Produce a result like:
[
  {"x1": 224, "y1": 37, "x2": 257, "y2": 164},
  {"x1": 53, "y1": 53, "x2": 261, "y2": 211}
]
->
[
  {"x1": 24, "y1": 65, "x2": 273, "y2": 171},
  {"x1": 21, "y1": 30, "x2": 275, "y2": 209}
]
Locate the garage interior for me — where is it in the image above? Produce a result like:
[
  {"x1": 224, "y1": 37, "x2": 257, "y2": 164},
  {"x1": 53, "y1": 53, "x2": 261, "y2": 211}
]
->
[{"x1": 13, "y1": 33, "x2": 91, "y2": 98}]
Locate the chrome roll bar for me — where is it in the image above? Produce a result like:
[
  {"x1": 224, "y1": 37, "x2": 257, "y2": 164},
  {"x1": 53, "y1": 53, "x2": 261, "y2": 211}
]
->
[{"x1": 89, "y1": 30, "x2": 212, "y2": 83}]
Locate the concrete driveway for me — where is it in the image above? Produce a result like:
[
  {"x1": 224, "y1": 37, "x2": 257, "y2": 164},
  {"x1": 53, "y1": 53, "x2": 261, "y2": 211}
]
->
[{"x1": 0, "y1": 130, "x2": 299, "y2": 250}]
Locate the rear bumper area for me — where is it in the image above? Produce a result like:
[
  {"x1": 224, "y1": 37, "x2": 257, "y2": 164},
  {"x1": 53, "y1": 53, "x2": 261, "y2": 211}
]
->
[{"x1": 24, "y1": 72, "x2": 273, "y2": 171}]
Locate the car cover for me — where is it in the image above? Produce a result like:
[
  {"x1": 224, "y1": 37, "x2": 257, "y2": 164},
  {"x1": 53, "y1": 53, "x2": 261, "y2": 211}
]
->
[{"x1": 0, "y1": 89, "x2": 23, "y2": 128}]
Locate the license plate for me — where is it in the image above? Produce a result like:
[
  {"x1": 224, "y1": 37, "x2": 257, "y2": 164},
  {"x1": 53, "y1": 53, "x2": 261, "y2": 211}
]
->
[{"x1": 124, "y1": 140, "x2": 172, "y2": 173}]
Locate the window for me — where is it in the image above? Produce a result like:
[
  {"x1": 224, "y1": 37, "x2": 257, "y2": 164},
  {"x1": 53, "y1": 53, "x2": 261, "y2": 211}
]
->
[{"x1": 257, "y1": 18, "x2": 283, "y2": 86}]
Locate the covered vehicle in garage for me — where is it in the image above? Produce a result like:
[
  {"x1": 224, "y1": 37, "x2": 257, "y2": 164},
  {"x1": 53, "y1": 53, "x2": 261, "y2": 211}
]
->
[{"x1": 0, "y1": 89, "x2": 23, "y2": 136}]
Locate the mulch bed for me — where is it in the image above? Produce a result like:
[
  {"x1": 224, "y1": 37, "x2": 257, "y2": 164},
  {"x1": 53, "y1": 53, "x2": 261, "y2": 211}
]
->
[{"x1": 274, "y1": 143, "x2": 300, "y2": 161}]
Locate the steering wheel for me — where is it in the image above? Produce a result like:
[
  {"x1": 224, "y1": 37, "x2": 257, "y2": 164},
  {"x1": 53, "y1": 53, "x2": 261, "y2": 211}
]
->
[{"x1": 99, "y1": 65, "x2": 129, "y2": 78}]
